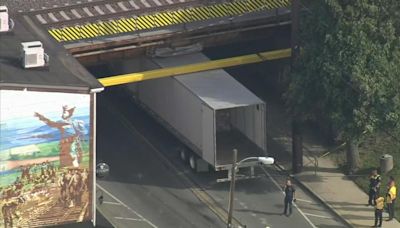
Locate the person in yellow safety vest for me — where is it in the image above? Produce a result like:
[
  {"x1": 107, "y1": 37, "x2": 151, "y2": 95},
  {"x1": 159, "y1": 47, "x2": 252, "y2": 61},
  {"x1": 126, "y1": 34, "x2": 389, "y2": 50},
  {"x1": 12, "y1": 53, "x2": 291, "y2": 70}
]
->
[
  {"x1": 368, "y1": 169, "x2": 381, "y2": 206},
  {"x1": 386, "y1": 177, "x2": 397, "y2": 221},
  {"x1": 373, "y1": 196, "x2": 384, "y2": 227}
]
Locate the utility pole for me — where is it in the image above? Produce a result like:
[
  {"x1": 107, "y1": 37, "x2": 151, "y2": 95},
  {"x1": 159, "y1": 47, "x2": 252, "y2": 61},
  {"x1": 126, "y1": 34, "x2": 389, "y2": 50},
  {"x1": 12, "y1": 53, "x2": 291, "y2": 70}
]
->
[
  {"x1": 227, "y1": 149, "x2": 237, "y2": 228},
  {"x1": 291, "y1": 0, "x2": 303, "y2": 174}
]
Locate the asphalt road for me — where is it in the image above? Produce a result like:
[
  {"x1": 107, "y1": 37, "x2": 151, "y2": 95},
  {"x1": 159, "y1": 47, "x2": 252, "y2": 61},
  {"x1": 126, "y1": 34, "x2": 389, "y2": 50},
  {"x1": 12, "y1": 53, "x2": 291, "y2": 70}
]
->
[
  {"x1": 91, "y1": 84, "x2": 347, "y2": 228},
  {"x1": 95, "y1": 88, "x2": 225, "y2": 228}
]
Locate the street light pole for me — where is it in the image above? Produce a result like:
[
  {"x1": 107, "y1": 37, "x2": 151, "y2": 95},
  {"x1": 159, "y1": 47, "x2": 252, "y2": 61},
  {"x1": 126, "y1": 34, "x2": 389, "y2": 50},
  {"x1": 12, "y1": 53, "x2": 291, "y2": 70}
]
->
[
  {"x1": 226, "y1": 150, "x2": 275, "y2": 227},
  {"x1": 227, "y1": 149, "x2": 237, "y2": 228}
]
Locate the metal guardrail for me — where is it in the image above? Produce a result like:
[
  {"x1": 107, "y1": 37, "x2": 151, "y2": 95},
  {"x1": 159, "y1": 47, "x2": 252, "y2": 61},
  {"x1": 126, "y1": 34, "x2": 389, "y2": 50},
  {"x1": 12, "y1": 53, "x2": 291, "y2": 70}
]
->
[{"x1": 303, "y1": 130, "x2": 370, "y2": 175}]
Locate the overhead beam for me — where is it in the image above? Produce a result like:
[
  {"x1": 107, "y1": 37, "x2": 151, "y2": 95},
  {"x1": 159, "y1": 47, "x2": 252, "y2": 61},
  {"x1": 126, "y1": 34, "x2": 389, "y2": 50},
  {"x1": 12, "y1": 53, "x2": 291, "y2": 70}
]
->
[{"x1": 98, "y1": 48, "x2": 292, "y2": 87}]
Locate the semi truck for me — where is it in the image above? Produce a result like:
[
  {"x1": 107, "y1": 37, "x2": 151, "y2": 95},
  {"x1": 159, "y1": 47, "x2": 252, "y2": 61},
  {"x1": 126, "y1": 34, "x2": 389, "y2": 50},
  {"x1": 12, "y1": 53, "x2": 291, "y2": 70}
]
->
[{"x1": 125, "y1": 52, "x2": 268, "y2": 181}]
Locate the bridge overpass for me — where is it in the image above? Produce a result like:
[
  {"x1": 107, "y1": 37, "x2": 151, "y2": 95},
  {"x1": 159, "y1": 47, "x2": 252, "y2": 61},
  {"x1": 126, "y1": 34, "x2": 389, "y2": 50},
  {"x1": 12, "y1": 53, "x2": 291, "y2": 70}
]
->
[
  {"x1": 40, "y1": 0, "x2": 290, "y2": 42},
  {"x1": 5, "y1": 0, "x2": 292, "y2": 62}
]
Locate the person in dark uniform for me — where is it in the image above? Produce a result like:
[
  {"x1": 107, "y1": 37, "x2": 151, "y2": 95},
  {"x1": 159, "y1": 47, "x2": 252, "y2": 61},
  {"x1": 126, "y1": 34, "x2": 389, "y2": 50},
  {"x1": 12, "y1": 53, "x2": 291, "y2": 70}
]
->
[
  {"x1": 368, "y1": 169, "x2": 381, "y2": 206},
  {"x1": 282, "y1": 179, "x2": 296, "y2": 216}
]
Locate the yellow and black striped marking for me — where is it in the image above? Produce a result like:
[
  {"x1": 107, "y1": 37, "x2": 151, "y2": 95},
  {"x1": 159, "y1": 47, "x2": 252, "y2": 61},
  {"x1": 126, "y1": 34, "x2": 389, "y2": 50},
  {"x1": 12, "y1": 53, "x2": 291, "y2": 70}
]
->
[{"x1": 48, "y1": 0, "x2": 290, "y2": 42}]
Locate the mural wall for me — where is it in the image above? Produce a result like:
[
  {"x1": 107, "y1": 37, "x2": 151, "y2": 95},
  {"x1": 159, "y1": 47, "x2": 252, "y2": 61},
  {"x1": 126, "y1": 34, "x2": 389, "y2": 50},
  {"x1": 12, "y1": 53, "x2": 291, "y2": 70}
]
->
[{"x1": 0, "y1": 90, "x2": 93, "y2": 227}]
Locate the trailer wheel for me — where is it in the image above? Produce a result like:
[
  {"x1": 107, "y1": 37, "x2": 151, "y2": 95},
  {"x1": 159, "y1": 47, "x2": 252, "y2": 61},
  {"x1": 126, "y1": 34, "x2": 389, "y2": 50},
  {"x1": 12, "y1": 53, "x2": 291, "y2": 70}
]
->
[
  {"x1": 189, "y1": 155, "x2": 197, "y2": 170},
  {"x1": 179, "y1": 148, "x2": 188, "y2": 162}
]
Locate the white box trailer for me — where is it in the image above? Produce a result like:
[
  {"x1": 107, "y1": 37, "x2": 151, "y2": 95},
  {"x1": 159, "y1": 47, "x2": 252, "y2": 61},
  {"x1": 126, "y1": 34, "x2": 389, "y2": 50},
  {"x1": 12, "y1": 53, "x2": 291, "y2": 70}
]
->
[{"x1": 131, "y1": 53, "x2": 267, "y2": 180}]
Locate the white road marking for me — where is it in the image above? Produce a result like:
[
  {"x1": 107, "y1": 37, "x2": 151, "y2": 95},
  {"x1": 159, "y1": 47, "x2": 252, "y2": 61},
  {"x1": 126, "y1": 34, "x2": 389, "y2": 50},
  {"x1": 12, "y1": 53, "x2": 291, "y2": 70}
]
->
[
  {"x1": 259, "y1": 217, "x2": 268, "y2": 225},
  {"x1": 60, "y1": 11, "x2": 71, "y2": 20},
  {"x1": 262, "y1": 167, "x2": 318, "y2": 228},
  {"x1": 105, "y1": 4, "x2": 116, "y2": 13},
  {"x1": 71, "y1": 9, "x2": 82, "y2": 18},
  {"x1": 103, "y1": 201, "x2": 121, "y2": 205},
  {"x1": 238, "y1": 201, "x2": 248, "y2": 209},
  {"x1": 83, "y1": 7, "x2": 94, "y2": 17},
  {"x1": 94, "y1": 6, "x2": 105, "y2": 15},
  {"x1": 141, "y1": 0, "x2": 151, "y2": 8},
  {"x1": 48, "y1": 12, "x2": 59, "y2": 22},
  {"x1": 153, "y1": 0, "x2": 162, "y2": 6},
  {"x1": 114, "y1": 217, "x2": 144, "y2": 221},
  {"x1": 97, "y1": 184, "x2": 158, "y2": 228},
  {"x1": 296, "y1": 198, "x2": 313, "y2": 203},
  {"x1": 165, "y1": 0, "x2": 174, "y2": 4},
  {"x1": 118, "y1": 2, "x2": 129, "y2": 11},
  {"x1": 36, "y1": 14, "x2": 47, "y2": 24},
  {"x1": 303, "y1": 213, "x2": 333, "y2": 219},
  {"x1": 239, "y1": 201, "x2": 248, "y2": 209}
]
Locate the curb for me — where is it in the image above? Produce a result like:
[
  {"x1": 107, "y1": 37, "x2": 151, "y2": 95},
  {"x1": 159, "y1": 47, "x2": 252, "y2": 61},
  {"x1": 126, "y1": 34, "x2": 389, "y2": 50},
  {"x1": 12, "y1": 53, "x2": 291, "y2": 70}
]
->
[{"x1": 274, "y1": 163, "x2": 354, "y2": 228}]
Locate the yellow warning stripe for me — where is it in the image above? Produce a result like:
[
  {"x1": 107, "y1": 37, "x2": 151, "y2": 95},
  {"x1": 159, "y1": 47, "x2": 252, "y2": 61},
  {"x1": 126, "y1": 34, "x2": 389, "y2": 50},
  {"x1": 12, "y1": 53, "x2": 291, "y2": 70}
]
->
[
  {"x1": 158, "y1": 12, "x2": 172, "y2": 24},
  {"x1": 48, "y1": 29, "x2": 61, "y2": 42},
  {"x1": 118, "y1": 18, "x2": 134, "y2": 31},
  {"x1": 125, "y1": 18, "x2": 137, "y2": 30},
  {"x1": 194, "y1": 7, "x2": 209, "y2": 20},
  {"x1": 49, "y1": 0, "x2": 290, "y2": 42}
]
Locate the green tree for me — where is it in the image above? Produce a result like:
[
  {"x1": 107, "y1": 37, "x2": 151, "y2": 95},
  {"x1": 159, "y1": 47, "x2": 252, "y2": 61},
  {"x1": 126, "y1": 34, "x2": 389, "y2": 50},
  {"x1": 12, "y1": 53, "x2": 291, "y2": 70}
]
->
[{"x1": 287, "y1": 0, "x2": 400, "y2": 172}]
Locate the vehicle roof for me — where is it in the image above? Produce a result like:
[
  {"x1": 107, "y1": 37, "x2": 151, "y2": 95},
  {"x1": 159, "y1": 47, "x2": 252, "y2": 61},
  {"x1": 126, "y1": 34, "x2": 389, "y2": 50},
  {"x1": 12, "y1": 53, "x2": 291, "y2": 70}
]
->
[
  {"x1": 152, "y1": 53, "x2": 264, "y2": 110},
  {"x1": 0, "y1": 15, "x2": 103, "y2": 93}
]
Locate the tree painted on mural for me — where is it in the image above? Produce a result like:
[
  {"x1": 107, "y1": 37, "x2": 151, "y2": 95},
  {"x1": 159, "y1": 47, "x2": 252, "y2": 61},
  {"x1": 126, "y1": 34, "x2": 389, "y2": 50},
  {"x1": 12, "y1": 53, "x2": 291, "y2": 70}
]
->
[{"x1": 287, "y1": 0, "x2": 400, "y2": 172}]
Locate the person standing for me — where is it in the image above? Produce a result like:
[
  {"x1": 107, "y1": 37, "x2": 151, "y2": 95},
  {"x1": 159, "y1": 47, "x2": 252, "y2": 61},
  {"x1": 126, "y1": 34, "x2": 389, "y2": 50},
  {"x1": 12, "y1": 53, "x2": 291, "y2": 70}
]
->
[
  {"x1": 373, "y1": 196, "x2": 384, "y2": 227},
  {"x1": 386, "y1": 178, "x2": 397, "y2": 221},
  {"x1": 368, "y1": 169, "x2": 381, "y2": 206},
  {"x1": 282, "y1": 179, "x2": 296, "y2": 216},
  {"x1": 387, "y1": 176, "x2": 395, "y2": 190}
]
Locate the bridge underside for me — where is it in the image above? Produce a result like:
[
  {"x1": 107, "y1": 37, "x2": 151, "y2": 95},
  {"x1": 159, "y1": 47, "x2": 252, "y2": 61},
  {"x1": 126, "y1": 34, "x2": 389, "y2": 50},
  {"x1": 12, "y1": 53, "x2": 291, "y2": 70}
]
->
[{"x1": 70, "y1": 13, "x2": 291, "y2": 64}]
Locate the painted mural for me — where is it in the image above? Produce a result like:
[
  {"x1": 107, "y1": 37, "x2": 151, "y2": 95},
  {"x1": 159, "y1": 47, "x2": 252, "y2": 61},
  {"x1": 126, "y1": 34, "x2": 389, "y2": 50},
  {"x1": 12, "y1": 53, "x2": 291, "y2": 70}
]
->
[{"x1": 0, "y1": 90, "x2": 92, "y2": 227}]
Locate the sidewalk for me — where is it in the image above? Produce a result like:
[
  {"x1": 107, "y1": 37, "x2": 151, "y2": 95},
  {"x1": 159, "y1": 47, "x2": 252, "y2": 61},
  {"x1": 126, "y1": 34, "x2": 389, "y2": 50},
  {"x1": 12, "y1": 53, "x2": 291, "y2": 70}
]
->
[
  {"x1": 268, "y1": 125, "x2": 400, "y2": 228},
  {"x1": 290, "y1": 155, "x2": 400, "y2": 228},
  {"x1": 262, "y1": 93, "x2": 399, "y2": 228}
]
